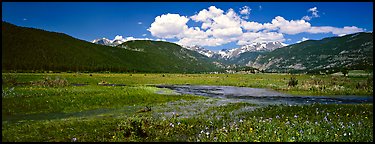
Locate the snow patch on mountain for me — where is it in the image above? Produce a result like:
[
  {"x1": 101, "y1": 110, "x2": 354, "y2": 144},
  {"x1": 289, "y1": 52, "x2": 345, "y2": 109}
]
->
[
  {"x1": 217, "y1": 41, "x2": 287, "y2": 59},
  {"x1": 181, "y1": 45, "x2": 216, "y2": 57},
  {"x1": 92, "y1": 35, "x2": 154, "y2": 46},
  {"x1": 180, "y1": 41, "x2": 286, "y2": 59}
]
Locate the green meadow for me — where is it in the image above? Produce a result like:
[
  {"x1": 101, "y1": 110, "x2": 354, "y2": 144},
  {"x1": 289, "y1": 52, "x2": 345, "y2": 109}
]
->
[{"x1": 2, "y1": 72, "x2": 373, "y2": 142}]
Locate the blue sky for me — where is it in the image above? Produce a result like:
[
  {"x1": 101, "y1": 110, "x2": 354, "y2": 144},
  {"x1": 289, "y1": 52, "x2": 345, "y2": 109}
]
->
[{"x1": 2, "y1": 2, "x2": 373, "y2": 51}]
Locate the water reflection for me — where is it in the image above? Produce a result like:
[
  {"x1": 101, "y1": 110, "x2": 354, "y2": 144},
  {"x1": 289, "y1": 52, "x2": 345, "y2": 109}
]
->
[{"x1": 156, "y1": 85, "x2": 373, "y2": 105}]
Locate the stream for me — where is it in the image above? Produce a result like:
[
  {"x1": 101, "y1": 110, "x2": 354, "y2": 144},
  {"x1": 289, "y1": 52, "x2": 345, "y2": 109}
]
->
[{"x1": 156, "y1": 85, "x2": 373, "y2": 105}]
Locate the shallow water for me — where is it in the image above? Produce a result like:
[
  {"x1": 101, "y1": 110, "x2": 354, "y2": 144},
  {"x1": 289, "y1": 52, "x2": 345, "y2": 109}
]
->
[{"x1": 155, "y1": 85, "x2": 373, "y2": 105}]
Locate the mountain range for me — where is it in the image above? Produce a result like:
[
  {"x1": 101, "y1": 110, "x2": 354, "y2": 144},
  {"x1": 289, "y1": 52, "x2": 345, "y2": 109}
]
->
[
  {"x1": 2, "y1": 22, "x2": 219, "y2": 73},
  {"x1": 3, "y1": 21, "x2": 373, "y2": 74},
  {"x1": 93, "y1": 37, "x2": 287, "y2": 60},
  {"x1": 246, "y1": 32, "x2": 373, "y2": 73}
]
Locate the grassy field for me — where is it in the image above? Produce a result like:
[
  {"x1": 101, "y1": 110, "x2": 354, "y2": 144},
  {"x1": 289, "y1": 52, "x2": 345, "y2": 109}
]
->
[
  {"x1": 2, "y1": 72, "x2": 373, "y2": 96},
  {"x1": 2, "y1": 72, "x2": 373, "y2": 142}
]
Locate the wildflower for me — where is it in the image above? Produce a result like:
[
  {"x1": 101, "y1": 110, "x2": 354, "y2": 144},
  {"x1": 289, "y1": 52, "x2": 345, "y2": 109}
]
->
[
  {"x1": 201, "y1": 130, "x2": 204, "y2": 134},
  {"x1": 343, "y1": 133, "x2": 347, "y2": 136},
  {"x1": 289, "y1": 137, "x2": 295, "y2": 142},
  {"x1": 72, "y1": 137, "x2": 77, "y2": 142},
  {"x1": 239, "y1": 119, "x2": 243, "y2": 123},
  {"x1": 294, "y1": 115, "x2": 298, "y2": 118},
  {"x1": 169, "y1": 123, "x2": 174, "y2": 127},
  {"x1": 276, "y1": 115, "x2": 280, "y2": 119},
  {"x1": 177, "y1": 122, "x2": 181, "y2": 125},
  {"x1": 206, "y1": 132, "x2": 210, "y2": 136}
]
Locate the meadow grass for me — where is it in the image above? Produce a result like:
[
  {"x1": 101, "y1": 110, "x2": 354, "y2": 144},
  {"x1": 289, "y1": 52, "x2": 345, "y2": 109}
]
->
[
  {"x1": 2, "y1": 103, "x2": 372, "y2": 142},
  {"x1": 2, "y1": 73, "x2": 373, "y2": 142},
  {"x1": 2, "y1": 72, "x2": 373, "y2": 96}
]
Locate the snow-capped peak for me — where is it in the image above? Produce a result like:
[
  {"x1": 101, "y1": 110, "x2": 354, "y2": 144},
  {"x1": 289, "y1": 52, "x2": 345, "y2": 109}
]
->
[
  {"x1": 92, "y1": 38, "x2": 112, "y2": 45},
  {"x1": 92, "y1": 35, "x2": 139, "y2": 46},
  {"x1": 182, "y1": 45, "x2": 215, "y2": 57},
  {"x1": 179, "y1": 41, "x2": 286, "y2": 59},
  {"x1": 218, "y1": 41, "x2": 286, "y2": 59}
]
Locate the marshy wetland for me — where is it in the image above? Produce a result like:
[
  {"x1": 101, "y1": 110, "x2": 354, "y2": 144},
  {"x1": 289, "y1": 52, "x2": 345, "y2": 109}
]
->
[{"x1": 2, "y1": 72, "x2": 373, "y2": 142}]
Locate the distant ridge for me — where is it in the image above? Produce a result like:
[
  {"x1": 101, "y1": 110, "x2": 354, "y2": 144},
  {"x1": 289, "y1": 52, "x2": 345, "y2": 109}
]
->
[{"x1": 2, "y1": 22, "x2": 219, "y2": 73}]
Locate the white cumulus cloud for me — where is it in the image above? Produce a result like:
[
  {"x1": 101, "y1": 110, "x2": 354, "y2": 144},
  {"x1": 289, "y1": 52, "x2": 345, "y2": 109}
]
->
[
  {"x1": 309, "y1": 7, "x2": 319, "y2": 17},
  {"x1": 308, "y1": 26, "x2": 364, "y2": 36},
  {"x1": 240, "y1": 6, "x2": 250, "y2": 15},
  {"x1": 177, "y1": 37, "x2": 230, "y2": 47},
  {"x1": 147, "y1": 6, "x2": 365, "y2": 47},
  {"x1": 269, "y1": 16, "x2": 312, "y2": 35},
  {"x1": 237, "y1": 31, "x2": 285, "y2": 45},
  {"x1": 239, "y1": 6, "x2": 251, "y2": 19},
  {"x1": 302, "y1": 7, "x2": 319, "y2": 21},
  {"x1": 241, "y1": 21, "x2": 264, "y2": 32},
  {"x1": 147, "y1": 13, "x2": 189, "y2": 39}
]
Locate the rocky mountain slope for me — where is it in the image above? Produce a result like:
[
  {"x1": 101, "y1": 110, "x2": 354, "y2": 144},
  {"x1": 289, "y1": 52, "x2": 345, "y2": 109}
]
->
[{"x1": 246, "y1": 32, "x2": 373, "y2": 73}]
